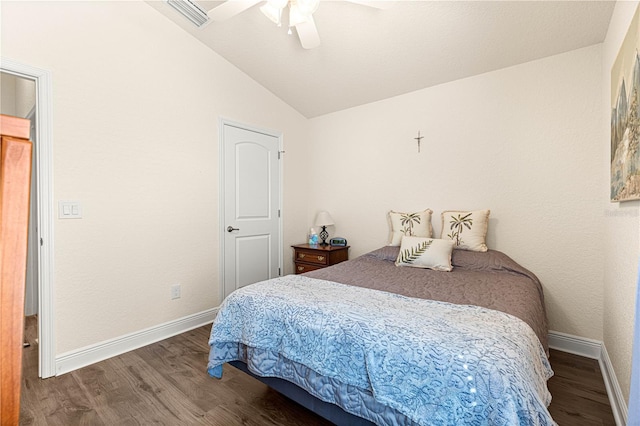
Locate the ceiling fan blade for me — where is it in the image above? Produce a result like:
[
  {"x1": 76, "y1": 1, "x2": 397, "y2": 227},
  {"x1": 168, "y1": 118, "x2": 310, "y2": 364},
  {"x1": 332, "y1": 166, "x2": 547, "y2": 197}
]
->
[
  {"x1": 295, "y1": 16, "x2": 320, "y2": 49},
  {"x1": 344, "y1": 0, "x2": 393, "y2": 10},
  {"x1": 207, "y1": 0, "x2": 263, "y2": 21}
]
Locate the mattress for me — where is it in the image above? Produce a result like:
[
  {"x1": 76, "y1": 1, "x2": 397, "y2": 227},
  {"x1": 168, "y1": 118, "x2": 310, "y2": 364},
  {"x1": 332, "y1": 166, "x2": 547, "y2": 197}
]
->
[{"x1": 208, "y1": 247, "x2": 554, "y2": 425}]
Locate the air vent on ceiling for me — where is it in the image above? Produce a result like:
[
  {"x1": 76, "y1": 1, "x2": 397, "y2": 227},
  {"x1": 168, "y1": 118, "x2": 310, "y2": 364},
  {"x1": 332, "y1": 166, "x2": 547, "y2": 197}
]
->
[{"x1": 166, "y1": 0, "x2": 210, "y2": 28}]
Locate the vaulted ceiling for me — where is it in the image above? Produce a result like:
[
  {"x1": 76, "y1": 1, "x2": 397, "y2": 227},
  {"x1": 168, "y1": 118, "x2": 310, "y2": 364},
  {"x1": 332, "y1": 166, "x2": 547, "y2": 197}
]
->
[{"x1": 147, "y1": 1, "x2": 615, "y2": 118}]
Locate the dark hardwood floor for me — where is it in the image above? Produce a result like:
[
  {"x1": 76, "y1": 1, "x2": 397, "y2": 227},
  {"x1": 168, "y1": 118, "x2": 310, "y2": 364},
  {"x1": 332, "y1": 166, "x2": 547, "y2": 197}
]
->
[
  {"x1": 547, "y1": 349, "x2": 616, "y2": 425},
  {"x1": 20, "y1": 319, "x2": 616, "y2": 425}
]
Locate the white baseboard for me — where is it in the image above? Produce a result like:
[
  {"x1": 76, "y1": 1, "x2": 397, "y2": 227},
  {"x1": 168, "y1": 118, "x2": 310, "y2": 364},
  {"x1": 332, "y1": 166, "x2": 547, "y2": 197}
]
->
[
  {"x1": 55, "y1": 308, "x2": 218, "y2": 376},
  {"x1": 548, "y1": 330, "x2": 602, "y2": 359},
  {"x1": 548, "y1": 330, "x2": 627, "y2": 426},
  {"x1": 600, "y1": 343, "x2": 629, "y2": 426}
]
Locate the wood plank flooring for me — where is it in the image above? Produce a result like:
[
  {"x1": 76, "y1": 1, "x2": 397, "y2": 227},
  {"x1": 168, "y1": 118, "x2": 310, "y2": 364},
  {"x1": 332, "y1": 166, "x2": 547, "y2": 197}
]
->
[
  {"x1": 20, "y1": 319, "x2": 616, "y2": 425},
  {"x1": 547, "y1": 349, "x2": 616, "y2": 425}
]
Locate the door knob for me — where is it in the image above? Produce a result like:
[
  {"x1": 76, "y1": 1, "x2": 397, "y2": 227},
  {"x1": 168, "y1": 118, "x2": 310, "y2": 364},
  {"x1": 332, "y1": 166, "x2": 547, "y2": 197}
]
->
[{"x1": 227, "y1": 226, "x2": 240, "y2": 232}]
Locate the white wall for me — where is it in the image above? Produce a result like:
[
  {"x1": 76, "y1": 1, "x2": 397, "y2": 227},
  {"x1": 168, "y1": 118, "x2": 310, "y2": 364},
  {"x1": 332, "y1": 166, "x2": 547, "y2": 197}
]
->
[
  {"x1": 0, "y1": 72, "x2": 36, "y2": 117},
  {"x1": 602, "y1": 0, "x2": 640, "y2": 404},
  {"x1": 15, "y1": 75, "x2": 35, "y2": 117},
  {"x1": 1, "y1": 72, "x2": 17, "y2": 115},
  {"x1": 1, "y1": 1, "x2": 310, "y2": 354},
  {"x1": 308, "y1": 45, "x2": 605, "y2": 341}
]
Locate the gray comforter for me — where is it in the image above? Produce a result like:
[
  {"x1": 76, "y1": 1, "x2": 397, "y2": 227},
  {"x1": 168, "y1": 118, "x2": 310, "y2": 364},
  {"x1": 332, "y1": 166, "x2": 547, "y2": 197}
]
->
[{"x1": 305, "y1": 246, "x2": 549, "y2": 352}]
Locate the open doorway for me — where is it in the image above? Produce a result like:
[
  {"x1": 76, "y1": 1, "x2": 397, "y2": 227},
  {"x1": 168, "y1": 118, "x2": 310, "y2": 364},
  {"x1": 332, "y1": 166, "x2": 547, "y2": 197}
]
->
[
  {"x1": 1, "y1": 59, "x2": 55, "y2": 379},
  {"x1": 1, "y1": 71, "x2": 39, "y2": 371}
]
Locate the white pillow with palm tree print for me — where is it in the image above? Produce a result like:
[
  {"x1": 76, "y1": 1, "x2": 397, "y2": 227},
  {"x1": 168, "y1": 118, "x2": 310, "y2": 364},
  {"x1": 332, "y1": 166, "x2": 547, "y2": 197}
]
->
[
  {"x1": 440, "y1": 209, "x2": 490, "y2": 252},
  {"x1": 388, "y1": 209, "x2": 433, "y2": 246},
  {"x1": 395, "y1": 236, "x2": 454, "y2": 271}
]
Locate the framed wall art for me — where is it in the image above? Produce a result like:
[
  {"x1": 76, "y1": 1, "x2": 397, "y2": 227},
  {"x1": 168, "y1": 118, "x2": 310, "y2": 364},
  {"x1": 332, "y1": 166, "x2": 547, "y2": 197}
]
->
[{"x1": 611, "y1": 5, "x2": 640, "y2": 202}]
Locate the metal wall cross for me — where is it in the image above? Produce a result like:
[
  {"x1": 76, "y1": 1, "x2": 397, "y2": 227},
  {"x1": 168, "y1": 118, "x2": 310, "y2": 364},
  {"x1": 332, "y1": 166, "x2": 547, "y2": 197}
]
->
[{"x1": 414, "y1": 131, "x2": 424, "y2": 153}]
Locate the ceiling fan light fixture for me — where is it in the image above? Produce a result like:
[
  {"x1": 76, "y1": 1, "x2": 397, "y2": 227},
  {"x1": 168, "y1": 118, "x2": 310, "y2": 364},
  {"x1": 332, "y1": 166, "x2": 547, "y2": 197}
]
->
[
  {"x1": 289, "y1": 3, "x2": 310, "y2": 27},
  {"x1": 260, "y1": 3, "x2": 283, "y2": 25}
]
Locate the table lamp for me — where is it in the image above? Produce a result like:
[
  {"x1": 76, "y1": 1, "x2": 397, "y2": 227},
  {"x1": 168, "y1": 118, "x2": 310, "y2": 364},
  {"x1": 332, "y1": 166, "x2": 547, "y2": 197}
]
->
[{"x1": 314, "y1": 211, "x2": 334, "y2": 246}]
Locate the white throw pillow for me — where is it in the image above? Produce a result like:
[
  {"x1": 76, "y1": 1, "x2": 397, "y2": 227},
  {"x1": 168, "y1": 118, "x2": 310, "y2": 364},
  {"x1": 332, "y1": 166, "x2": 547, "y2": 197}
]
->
[
  {"x1": 395, "y1": 236, "x2": 454, "y2": 271},
  {"x1": 440, "y1": 209, "x2": 490, "y2": 252},
  {"x1": 388, "y1": 209, "x2": 433, "y2": 246}
]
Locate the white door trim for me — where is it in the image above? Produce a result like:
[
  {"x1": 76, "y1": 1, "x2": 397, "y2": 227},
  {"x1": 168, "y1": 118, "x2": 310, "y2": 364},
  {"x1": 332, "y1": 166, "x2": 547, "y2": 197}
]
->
[
  {"x1": 218, "y1": 117, "x2": 283, "y2": 303},
  {"x1": 1, "y1": 58, "x2": 56, "y2": 378}
]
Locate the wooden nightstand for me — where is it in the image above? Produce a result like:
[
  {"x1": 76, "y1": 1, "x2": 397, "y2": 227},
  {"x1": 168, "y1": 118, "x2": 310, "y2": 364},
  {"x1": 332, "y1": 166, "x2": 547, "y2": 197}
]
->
[{"x1": 292, "y1": 244, "x2": 350, "y2": 274}]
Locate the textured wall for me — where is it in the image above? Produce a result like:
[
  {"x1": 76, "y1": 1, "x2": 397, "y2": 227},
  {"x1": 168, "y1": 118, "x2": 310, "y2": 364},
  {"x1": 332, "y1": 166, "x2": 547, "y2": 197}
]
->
[
  {"x1": 308, "y1": 45, "x2": 605, "y2": 341},
  {"x1": 602, "y1": 0, "x2": 640, "y2": 404},
  {"x1": 1, "y1": 1, "x2": 310, "y2": 354}
]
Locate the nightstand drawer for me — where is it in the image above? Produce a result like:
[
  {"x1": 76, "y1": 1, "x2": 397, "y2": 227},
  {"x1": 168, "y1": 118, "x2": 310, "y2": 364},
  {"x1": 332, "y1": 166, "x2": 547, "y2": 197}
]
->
[
  {"x1": 295, "y1": 263, "x2": 323, "y2": 274},
  {"x1": 291, "y1": 244, "x2": 350, "y2": 275},
  {"x1": 295, "y1": 250, "x2": 328, "y2": 265}
]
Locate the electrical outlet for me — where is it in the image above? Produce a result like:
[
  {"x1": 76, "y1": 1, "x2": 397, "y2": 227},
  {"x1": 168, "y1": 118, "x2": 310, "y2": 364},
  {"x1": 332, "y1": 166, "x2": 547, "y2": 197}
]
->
[{"x1": 171, "y1": 284, "x2": 181, "y2": 300}]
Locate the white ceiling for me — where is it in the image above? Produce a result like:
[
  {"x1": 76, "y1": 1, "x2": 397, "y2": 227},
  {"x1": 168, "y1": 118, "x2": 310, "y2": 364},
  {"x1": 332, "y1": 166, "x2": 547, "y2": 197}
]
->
[{"x1": 146, "y1": 1, "x2": 615, "y2": 118}]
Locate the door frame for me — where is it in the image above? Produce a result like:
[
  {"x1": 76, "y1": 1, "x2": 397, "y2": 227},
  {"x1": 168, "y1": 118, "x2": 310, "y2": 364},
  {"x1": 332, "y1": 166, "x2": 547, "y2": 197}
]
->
[
  {"x1": 218, "y1": 117, "x2": 283, "y2": 302},
  {"x1": 1, "y1": 58, "x2": 56, "y2": 378}
]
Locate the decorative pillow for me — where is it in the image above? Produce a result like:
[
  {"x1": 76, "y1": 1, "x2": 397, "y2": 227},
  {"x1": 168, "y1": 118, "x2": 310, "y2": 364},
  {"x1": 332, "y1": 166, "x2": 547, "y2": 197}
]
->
[
  {"x1": 395, "y1": 236, "x2": 454, "y2": 271},
  {"x1": 440, "y1": 209, "x2": 490, "y2": 252},
  {"x1": 388, "y1": 209, "x2": 433, "y2": 246}
]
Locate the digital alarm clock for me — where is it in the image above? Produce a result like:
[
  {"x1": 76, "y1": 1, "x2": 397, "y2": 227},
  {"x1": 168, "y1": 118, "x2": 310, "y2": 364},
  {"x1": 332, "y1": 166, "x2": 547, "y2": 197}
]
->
[{"x1": 329, "y1": 237, "x2": 348, "y2": 247}]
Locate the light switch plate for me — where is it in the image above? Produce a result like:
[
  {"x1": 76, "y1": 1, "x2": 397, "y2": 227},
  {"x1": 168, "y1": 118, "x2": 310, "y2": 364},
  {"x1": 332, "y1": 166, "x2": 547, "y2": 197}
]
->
[{"x1": 58, "y1": 201, "x2": 82, "y2": 219}]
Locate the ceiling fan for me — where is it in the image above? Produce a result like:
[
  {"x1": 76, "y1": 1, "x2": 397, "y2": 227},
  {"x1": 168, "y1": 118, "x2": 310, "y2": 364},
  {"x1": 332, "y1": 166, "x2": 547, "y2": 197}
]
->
[{"x1": 206, "y1": 0, "x2": 392, "y2": 49}]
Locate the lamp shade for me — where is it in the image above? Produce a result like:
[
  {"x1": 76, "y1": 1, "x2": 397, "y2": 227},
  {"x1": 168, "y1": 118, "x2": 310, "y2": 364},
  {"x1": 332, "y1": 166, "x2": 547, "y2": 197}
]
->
[{"x1": 314, "y1": 211, "x2": 335, "y2": 227}]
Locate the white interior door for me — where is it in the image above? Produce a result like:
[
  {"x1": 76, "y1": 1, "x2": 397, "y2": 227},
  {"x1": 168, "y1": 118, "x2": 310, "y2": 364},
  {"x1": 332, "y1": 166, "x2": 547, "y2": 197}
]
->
[{"x1": 221, "y1": 122, "x2": 281, "y2": 299}]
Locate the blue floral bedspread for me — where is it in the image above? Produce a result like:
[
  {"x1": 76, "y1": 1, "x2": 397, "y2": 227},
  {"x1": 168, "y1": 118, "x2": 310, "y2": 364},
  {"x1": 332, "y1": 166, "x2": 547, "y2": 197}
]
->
[{"x1": 207, "y1": 275, "x2": 556, "y2": 426}]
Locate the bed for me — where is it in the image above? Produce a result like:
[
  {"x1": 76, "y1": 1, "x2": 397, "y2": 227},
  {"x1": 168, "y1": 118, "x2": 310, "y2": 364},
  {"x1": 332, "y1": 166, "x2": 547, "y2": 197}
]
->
[{"x1": 207, "y1": 246, "x2": 555, "y2": 425}]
